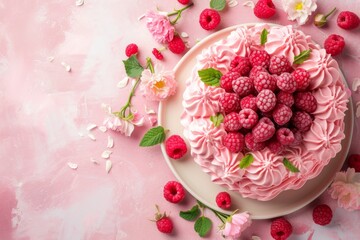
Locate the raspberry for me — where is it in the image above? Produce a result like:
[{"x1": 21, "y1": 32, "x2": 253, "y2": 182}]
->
[
  {"x1": 245, "y1": 132, "x2": 266, "y2": 151},
  {"x1": 290, "y1": 129, "x2": 303, "y2": 146},
  {"x1": 163, "y1": 181, "x2": 186, "y2": 203},
  {"x1": 294, "y1": 92, "x2": 317, "y2": 113},
  {"x1": 223, "y1": 132, "x2": 245, "y2": 153},
  {"x1": 348, "y1": 154, "x2": 360, "y2": 172},
  {"x1": 230, "y1": 56, "x2": 252, "y2": 76},
  {"x1": 232, "y1": 77, "x2": 254, "y2": 97},
  {"x1": 165, "y1": 135, "x2": 187, "y2": 159},
  {"x1": 215, "y1": 192, "x2": 232, "y2": 209},
  {"x1": 270, "y1": 217, "x2": 293, "y2": 240},
  {"x1": 324, "y1": 34, "x2": 345, "y2": 56},
  {"x1": 252, "y1": 117, "x2": 276, "y2": 142},
  {"x1": 154, "y1": 206, "x2": 174, "y2": 234},
  {"x1": 269, "y1": 55, "x2": 291, "y2": 75},
  {"x1": 337, "y1": 11, "x2": 360, "y2": 30},
  {"x1": 220, "y1": 93, "x2": 241, "y2": 114},
  {"x1": 277, "y1": 91, "x2": 294, "y2": 107},
  {"x1": 224, "y1": 112, "x2": 242, "y2": 132},
  {"x1": 240, "y1": 95, "x2": 258, "y2": 111},
  {"x1": 254, "y1": 0, "x2": 276, "y2": 19},
  {"x1": 178, "y1": 0, "x2": 190, "y2": 5},
  {"x1": 254, "y1": 71, "x2": 277, "y2": 92},
  {"x1": 249, "y1": 66, "x2": 267, "y2": 79},
  {"x1": 276, "y1": 128, "x2": 295, "y2": 145},
  {"x1": 168, "y1": 36, "x2": 186, "y2": 54},
  {"x1": 239, "y1": 109, "x2": 258, "y2": 129},
  {"x1": 312, "y1": 204, "x2": 333, "y2": 226},
  {"x1": 276, "y1": 73, "x2": 297, "y2": 93},
  {"x1": 199, "y1": 8, "x2": 221, "y2": 31},
  {"x1": 125, "y1": 43, "x2": 138, "y2": 57},
  {"x1": 272, "y1": 104, "x2": 293, "y2": 126},
  {"x1": 256, "y1": 89, "x2": 277, "y2": 113},
  {"x1": 152, "y1": 48, "x2": 164, "y2": 60},
  {"x1": 267, "y1": 138, "x2": 285, "y2": 154},
  {"x1": 220, "y1": 71, "x2": 241, "y2": 92},
  {"x1": 291, "y1": 68, "x2": 310, "y2": 91},
  {"x1": 249, "y1": 50, "x2": 271, "y2": 68},
  {"x1": 292, "y1": 111, "x2": 313, "y2": 132}
]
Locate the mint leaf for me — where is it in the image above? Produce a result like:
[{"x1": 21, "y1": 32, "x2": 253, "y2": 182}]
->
[
  {"x1": 210, "y1": 113, "x2": 224, "y2": 127},
  {"x1": 260, "y1": 28, "x2": 268, "y2": 45},
  {"x1": 198, "y1": 68, "x2": 222, "y2": 87},
  {"x1": 180, "y1": 205, "x2": 200, "y2": 221},
  {"x1": 123, "y1": 55, "x2": 144, "y2": 78},
  {"x1": 293, "y1": 50, "x2": 311, "y2": 64},
  {"x1": 194, "y1": 216, "x2": 212, "y2": 237},
  {"x1": 283, "y1": 158, "x2": 300, "y2": 173},
  {"x1": 139, "y1": 126, "x2": 166, "y2": 147},
  {"x1": 239, "y1": 154, "x2": 254, "y2": 169},
  {"x1": 210, "y1": 0, "x2": 226, "y2": 11}
]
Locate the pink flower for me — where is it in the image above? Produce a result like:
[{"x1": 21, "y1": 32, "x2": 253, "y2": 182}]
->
[
  {"x1": 145, "y1": 10, "x2": 175, "y2": 44},
  {"x1": 328, "y1": 168, "x2": 360, "y2": 211},
  {"x1": 140, "y1": 64, "x2": 177, "y2": 101},
  {"x1": 221, "y1": 212, "x2": 252, "y2": 240},
  {"x1": 103, "y1": 115, "x2": 135, "y2": 136}
]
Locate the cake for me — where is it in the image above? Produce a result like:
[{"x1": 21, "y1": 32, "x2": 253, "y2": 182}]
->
[{"x1": 180, "y1": 24, "x2": 349, "y2": 201}]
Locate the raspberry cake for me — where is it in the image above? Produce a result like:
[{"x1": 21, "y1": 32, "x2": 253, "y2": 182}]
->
[{"x1": 181, "y1": 24, "x2": 349, "y2": 201}]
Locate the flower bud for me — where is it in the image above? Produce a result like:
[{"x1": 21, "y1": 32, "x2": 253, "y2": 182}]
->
[{"x1": 314, "y1": 14, "x2": 327, "y2": 27}]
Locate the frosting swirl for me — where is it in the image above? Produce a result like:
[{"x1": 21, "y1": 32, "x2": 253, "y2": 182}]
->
[{"x1": 220, "y1": 26, "x2": 251, "y2": 57}]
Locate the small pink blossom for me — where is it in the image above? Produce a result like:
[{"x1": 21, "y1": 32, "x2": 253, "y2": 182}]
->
[
  {"x1": 328, "y1": 168, "x2": 360, "y2": 211},
  {"x1": 140, "y1": 64, "x2": 177, "y2": 101},
  {"x1": 145, "y1": 10, "x2": 175, "y2": 44},
  {"x1": 103, "y1": 115, "x2": 135, "y2": 136},
  {"x1": 221, "y1": 212, "x2": 252, "y2": 240}
]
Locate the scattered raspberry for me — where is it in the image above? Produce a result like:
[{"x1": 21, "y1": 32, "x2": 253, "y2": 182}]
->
[
  {"x1": 252, "y1": 117, "x2": 276, "y2": 142},
  {"x1": 163, "y1": 181, "x2": 186, "y2": 203},
  {"x1": 168, "y1": 36, "x2": 186, "y2": 54},
  {"x1": 223, "y1": 132, "x2": 245, "y2": 153},
  {"x1": 269, "y1": 55, "x2": 291, "y2": 75},
  {"x1": 267, "y1": 138, "x2": 285, "y2": 154},
  {"x1": 254, "y1": 71, "x2": 277, "y2": 92},
  {"x1": 152, "y1": 48, "x2": 164, "y2": 60},
  {"x1": 165, "y1": 135, "x2": 187, "y2": 159},
  {"x1": 294, "y1": 92, "x2": 317, "y2": 113},
  {"x1": 125, "y1": 43, "x2": 139, "y2": 57},
  {"x1": 249, "y1": 66, "x2": 267, "y2": 79},
  {"x1": 337, "y1": 11, "x2": 360, "y2": 30},
  {"x1": 224, "y1": 112, "x2": 242, "y2": 132},
  {"x1": 276, "y1": 128, "x2": 295, "y2": 145},
  {"x1": 270, "y1": 217, "x2": 293, "y2": 240},
  {"x1": 272, "y1": 104, "x2": 293, "y2": 126},
  {"x1": 178, "y1": 0, "x2": 190, "y2": 5},
  {"x1": 277, "y1": 91, "x2": 294, "y2": 107},
  {"x1": 232, "y1": 77, "x2": 254, "y2": 97},
  {"x1": 154, "y1": 206, "x2": 174, "y2": 234},
  {"x1": 292, "y1": 111, "x2": 313, "y2": 132},
  {"x1": 256, "y1": 89, "x2": 277, "y2": 113},
  {"x1": 220, "y1": 93, "x2": 241, "y2": 114},
  {"x1": 216, "y1": 192, "x2": 232, "y2": 209},
  {"x1": 254, "y1": 0, "x2": 276, "y2": 19},
  {"x1": 276, "y1": 72, "x2": 297, "y2": 93},
  {"x1": 239, "y1": 108, "x2": 259, "y2": 129},
  {"x1": 291, "y1": 68, "x2": 310, "y2": 91},
  {"x1": 220, "y1": 71, "x2": 241, "y2": 92},
  {"x1": 324, "y1": 34, "x2": 345, "y2": 56},
  {"x1": 199, "y1": 8, "x2": 221, "y2": 30},
  {"x1": 249, "y1": 50, "x2": 271, "y2": 68},
  {"x1": 240, "y1": 94, "x2": 258, "y2": 111},
  {"x1": 245, "y1": 132, "x2": 266, "y2": 151},
  {"x1": 230, "y1": 56, "x2": 252, "y2": 76},
  {"x1": 348, "y1": 154, "x2": 360, "y2": 172},
  {"x1": 313, "y1": 204, "x2": 333, "y2": 226}
]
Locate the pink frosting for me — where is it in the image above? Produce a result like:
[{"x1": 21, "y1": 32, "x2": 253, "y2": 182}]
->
[
  {"x1": 247, "y1": 24, "x2": 271, "y2": 50},
  {"x1": 220, "y1": 26, "x2": 251, "y2": 57}
]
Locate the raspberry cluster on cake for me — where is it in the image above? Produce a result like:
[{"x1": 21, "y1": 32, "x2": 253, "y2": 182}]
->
[{"x1": 181, "y1": 24, "x2": 349, "y2": 201}]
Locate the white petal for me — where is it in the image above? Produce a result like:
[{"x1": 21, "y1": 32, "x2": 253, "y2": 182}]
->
[
  {"x1": 98, "y1": 126, "x2": 107, "y2": 133},
  {"x1": 145, "y1": 106, "x2": 156, "y2": 115},
  {"x1": 356, "y1": 102, "x2": 360, "y2": 118},
  {"x1": 105, "y1": 160, "x2": 112, "y2": 173},
  {"x1": 86, "y1": 123, "x2": 97, "y2": 131},
  {"x1": 90, "y1": 158, "x2": 99, "y2": 164},
  {"x1": 107, "y1": 136, "x2": 114, "y2": 148},
  {"x1": 101, "y1": 103, "x2": 112, "y2": 114},
  {"x1": 67, "y1": 162, "x2": 78, "y2": 170},
  {"x1": 101, "y1": 150, "x2": 112, "y2": 159},
  {"x1": 88, "y1": 133, "x2": 96, "y2": 141},
  {"x1": 242, "y1": 0, "x2": 254, "y2": 8},
  {"x1": 124, "y1": 122, "x2": 135, "y2": 137},
  {"x1": 75, "y1": 0, "x2": 85, "y2": 6},
  {"x1": 61, "y1": 62, "x2": 71, "y2": 72},
  {"x1": 117, "y1": 77, "x2": 129, "y2": 89},
  {"x1": 47, "y1": 56, "x2": 55, "y2": 62},
  {"x1": 252, "y1": 236, "x2": 261, "y2": 240},
  {"x1": 78, "y1": 132, "x2": 84, "y2": 137},
  {"x1": 181, "y1": 32, "x2": 189, "y2": 38},
  {"x1": 131, "y1": 79, "x2": 137, "y2": 87},
  {"x1": 352, "y1": 78, "x2": 360, "y2": 92},
  {"x1": 148, "y1": 115, "x2": 158, "y2": 126},
  {"x1": 138, "y1": 13, "x2": 145, "y2": 21}
]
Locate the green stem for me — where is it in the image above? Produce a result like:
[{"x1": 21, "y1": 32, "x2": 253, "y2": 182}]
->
[
  {"x1": 210, "y1": 208, "x2": 228, "y2": 223},
  {"x1": 167, "y1": 3, "x2": 194, "y2": 25},
  {"x1": 118, "y1": 77, "x2": 140, "y2": 120},
  {"x1": 146, "y1": 57, "x2": 154, "y2": 73},
  {"x1": 325, "y1": 7, "x2": 336, "y2": 19}
]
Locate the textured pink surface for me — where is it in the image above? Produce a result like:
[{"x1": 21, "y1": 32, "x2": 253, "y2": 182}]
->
[{"x1": 0, "y1": 0, "x2": 360, "y2": 239}]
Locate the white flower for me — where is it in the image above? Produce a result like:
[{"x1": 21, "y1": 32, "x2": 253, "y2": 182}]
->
[{"x1": 281, "y1": 0, "x2": 317, "y2": 25}]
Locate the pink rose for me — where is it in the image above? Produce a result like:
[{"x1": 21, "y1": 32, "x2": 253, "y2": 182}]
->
[
  {"x1": 103, "y1": 115, "x2": 135, "y2": 136},
  {"x1": 145, "y1": 10, "x2": 175, "y2": 44},
  {"x1": 221, "y1": 212, "x2": 252, "y2": 240}
]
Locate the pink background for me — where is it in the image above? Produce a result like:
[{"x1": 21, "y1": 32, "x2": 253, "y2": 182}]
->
[{"x1": 1, "y1": 0, "x2": 360, "y2": 239}]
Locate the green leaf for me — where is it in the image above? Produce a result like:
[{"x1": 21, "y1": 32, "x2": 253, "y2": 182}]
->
[
  {"x1": 293, "y1": 50, "x2": 311, "y2": 65},
  {"x1": 283, "y1": 158, "x2": 300, "y2": 173},
  {"x1": 260, "y1": 28, "x2": 268, "y2": 45},
  {"x1": 139, "y1": 126, "x2": 166, "y2": 147},
  {"x1": 239, "y1": 154, "x2": 254, "y2": 169},
  {"x1": 210, "y1": 0, "x2": 226, "y2": 11},
  {"x1": 210, "y1": 113, "x2": 224, "y2": 127},
  {"x1": 180, "y1": 205, "x2": 201, "y2": 221},
  {"x1": 123, "y1": 55, "x2": 144, "y2": 78},
  {"x1": 198, "y1": 68, "x2": 222, "y2": 87},
  {"x1": 194, "y1": 216, "x2": 212, "y2": 237}
]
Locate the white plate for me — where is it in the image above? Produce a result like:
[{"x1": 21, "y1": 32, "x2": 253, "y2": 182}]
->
[{"x1": 158, "y1": 24, "x2": 354, "y2": 219}]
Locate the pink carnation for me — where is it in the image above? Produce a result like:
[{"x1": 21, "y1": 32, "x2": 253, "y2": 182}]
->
[
  {"x1": 221, "y1": 212, "x2": 252, "y2": 240},
  {"x1": 103, "y1": 115, "x2": 135, "y2": 136},
  {"x1": 145, "y1": 10, "x2": 175, "y2": 44}
]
